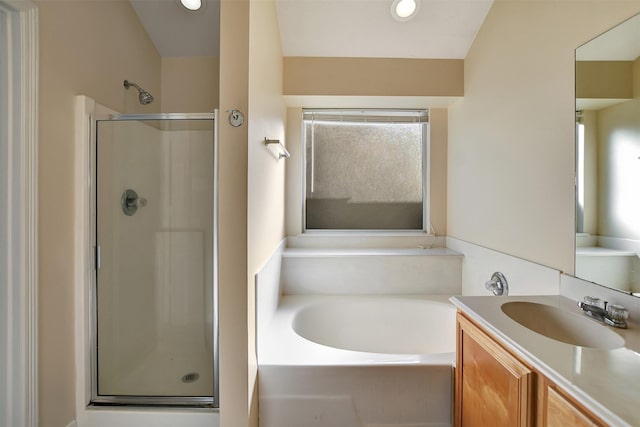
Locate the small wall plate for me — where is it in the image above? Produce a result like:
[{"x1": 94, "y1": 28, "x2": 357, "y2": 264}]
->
[{"x1": 228, "y1": 109, "x2": 245, "y2": 127}]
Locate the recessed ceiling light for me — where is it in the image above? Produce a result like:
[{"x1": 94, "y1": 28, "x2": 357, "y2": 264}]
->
[
  {"x1": 180, "y1": 0, "x2": 202, "y2": 11},
  {"x1": 391, "y1": 0, "x2": 420, "y2": 21}
]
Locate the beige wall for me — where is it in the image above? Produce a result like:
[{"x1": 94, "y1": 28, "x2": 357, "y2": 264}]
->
[
  {"x1": 218, "y1": 1, "x2": 286, "y2": 424},
  {"x1": 37, "y1": 1, "x2": 160, "y2": 426},
  {"x1": 429, "y1": 108, "x2": 448, "y2": 236},
  {"x1": 247, "y1": 0, "x2": 286, "y2": 424},
  {"x1": 285, "y1": 108, "x2": 304, "y2": 236},
  {"x1": 218, "y1": 0, "x2": 250, "y2": 424},
  {"x1": 284, "y1": 57, "x2": 463, "y2": 97},
  {"x1": 447, "y1": 1, "x2": 640, "y2": 275},
  {"x1": 161, "y1": 56, "x2": 220, "y2": 112}
]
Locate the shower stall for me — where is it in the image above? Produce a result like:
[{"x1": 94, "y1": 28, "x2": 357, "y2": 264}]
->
[{"x1": 89, "y1": 113, "x2": 218, "y2": 407}]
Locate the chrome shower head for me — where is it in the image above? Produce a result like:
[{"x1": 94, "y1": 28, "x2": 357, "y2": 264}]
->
[{"x1": 123, "y1": 80, "x2": 154, "y2": 105}]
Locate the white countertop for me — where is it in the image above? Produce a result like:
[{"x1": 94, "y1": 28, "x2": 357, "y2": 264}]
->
[{"x1": 451, "y1": 295, "x2": 640, "y2": 427}]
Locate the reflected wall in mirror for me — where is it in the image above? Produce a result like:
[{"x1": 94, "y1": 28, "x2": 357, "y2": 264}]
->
[{"x1": 575, "y1": 12, "x2": 640, "y2": 297}]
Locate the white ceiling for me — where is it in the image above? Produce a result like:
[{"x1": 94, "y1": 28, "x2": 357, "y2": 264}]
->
[
  {"x1": 277, "y1": 0, "x2": 493, "y2": 58},
  {"x1": 130, "y1": 0, "x2": 493, "y2": 59}
]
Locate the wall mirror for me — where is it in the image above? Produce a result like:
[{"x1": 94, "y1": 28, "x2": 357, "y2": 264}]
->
[{"x1": 575, "y1": 12, "x2": 640, "y2": 297}]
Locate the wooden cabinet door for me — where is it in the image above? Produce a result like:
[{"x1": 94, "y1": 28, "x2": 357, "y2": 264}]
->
[
  {"x1": 456, "y1": 313, "x2": 534, "y2": 427},
  {"x1": 545, "y1": 384, "x2": 603, "y2": 427}
]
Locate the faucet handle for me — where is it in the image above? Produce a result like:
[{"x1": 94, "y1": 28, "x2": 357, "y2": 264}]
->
[
  {"x1": 485, "y1": 272, "x2": 508, "y2": 296},
  {"x1": 583, "y1": 296, "x2": 604, "y2": 307},
  {"x1": 607, "y1": 304, "x2": 629, "y2": 321}
]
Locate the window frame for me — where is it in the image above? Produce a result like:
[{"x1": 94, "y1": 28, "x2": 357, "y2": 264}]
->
[{"x1": 301, "y1": 108, "x2": 430, "y2": 233}]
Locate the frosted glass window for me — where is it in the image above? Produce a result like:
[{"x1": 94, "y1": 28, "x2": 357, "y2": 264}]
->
[{"x1": 303, "y1": 110, "x2": 428, "y2": 230}]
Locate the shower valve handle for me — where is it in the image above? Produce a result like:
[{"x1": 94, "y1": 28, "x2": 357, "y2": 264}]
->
[{"x1": 121, "y1": 189, "x2": 146, "y2": 216}]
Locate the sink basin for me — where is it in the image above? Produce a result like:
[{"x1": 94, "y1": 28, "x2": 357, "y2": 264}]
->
[{"x1": 501, "y1": 301, "x2": 625, "y2": 349}]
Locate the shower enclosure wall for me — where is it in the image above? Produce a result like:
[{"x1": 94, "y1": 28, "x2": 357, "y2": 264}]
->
[{"x1": 90, "y1": 113, "x2": 218, "y2": 407}]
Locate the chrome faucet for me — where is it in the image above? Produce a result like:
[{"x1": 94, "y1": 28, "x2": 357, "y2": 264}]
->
[{"x1": 577, "y1": 296, "x2": 629, "y2": 329}]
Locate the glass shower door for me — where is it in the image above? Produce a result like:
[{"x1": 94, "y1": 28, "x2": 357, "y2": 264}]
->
[{"x1": 91, "y1": 114, "x2": 217, "y2": 407}]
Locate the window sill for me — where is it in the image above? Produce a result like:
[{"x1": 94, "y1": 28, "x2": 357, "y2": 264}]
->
[{"x1": 287, "y1": 232, "x2": 444, "y2": 250}]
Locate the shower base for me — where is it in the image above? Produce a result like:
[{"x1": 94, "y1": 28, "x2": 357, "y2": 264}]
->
[{"x1": 97, "y1": 348, "x2": 214, "y2": 401}]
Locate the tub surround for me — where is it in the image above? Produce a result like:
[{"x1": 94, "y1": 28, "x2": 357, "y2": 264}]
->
[
  {"x1": 282, "y1": 247, "x2": 462, "y2": 295},
  {"x1": 451, "y1": 294, "x2": 640, "y2": 426},
  {"x1": 255, "y1": 239, "x2": 287, "y2": 345},
  {"x1": 260, "y1": 364, "x2": 453, "y2": 427},
  {"x1": 256, "y1": 237, "x2": 462, "y2": 427},
  {"x1": 259, "y1": 295, "x2": 456, "y2": 427}
]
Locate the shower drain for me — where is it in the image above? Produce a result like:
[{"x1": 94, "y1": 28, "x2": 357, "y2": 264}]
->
[{"x1": 181, "y1": 372, "x2": 200, "y2": 383}]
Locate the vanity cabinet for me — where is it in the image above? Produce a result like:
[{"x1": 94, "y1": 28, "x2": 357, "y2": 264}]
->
[
  {"x1": 455, "y1": 312, "x2": 534, "y2": 426},
  {"x1": 542, "y1": 382, "x2": 602, "y2": 427},
  {"x1": 455, "y1": 312, "x2": 606, "y2": 427}
]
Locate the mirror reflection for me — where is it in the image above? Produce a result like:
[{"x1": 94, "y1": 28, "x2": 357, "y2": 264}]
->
[{"x1": 575, "y1": 12, "x2": 640, "y2": 297}]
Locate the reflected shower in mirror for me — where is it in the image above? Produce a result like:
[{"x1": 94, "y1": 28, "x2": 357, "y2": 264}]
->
[{"x1": 575, "y1": 12, "x2": 640, "y2": 297}]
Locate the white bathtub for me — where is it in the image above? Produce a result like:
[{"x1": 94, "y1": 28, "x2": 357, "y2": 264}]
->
[{"x1": 258, "y1": 295, "x2": 456, "y2": 427}]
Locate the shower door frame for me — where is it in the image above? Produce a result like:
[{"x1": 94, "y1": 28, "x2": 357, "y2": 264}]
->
[{"x1": 88, "y1": 112, "x2": 219, "y2": 408}]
